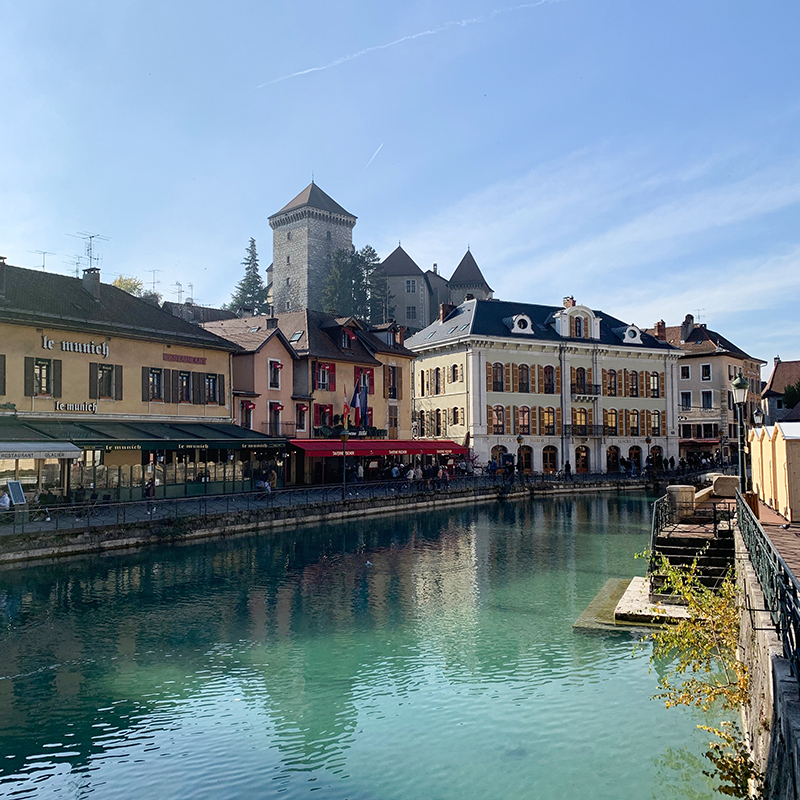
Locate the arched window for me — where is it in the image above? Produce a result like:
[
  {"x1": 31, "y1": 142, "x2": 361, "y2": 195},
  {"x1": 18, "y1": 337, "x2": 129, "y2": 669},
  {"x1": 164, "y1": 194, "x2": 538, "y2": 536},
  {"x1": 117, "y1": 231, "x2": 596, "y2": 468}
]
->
[
  {"x1": 630, "y1": 410, "x2": 640, "y2": 436},
  {"x1": 606, "y1": 446, "x2": 620, "y2": 472},
  {"x1": 452, "y1": 407, "x2": 460, "y2": 425},
  {"x1": 451, "y1": 364, "x2": 459, "y2": 383},
  {"x1": 651, "y1": 410, "x2": 661, "y2": 436},
  {"x1": 607, "y1": 409, "x2": 618, "y2": 435},
  {"x1": 574, "y1": 316, "x2": 583, "y2": 338},
  {"x1": 492, "y1": 362, "x2": 504, "y2": 392},
  {"x1": 418, "y1": 410, "x2": 425, "y2": 437},
  {"x1": 518, "y1": 365, "x2": 530, "y2": 393},
  {"x1": 575, "y1": 367, "x2": 586, "y2": 393},
  {"x1": 628, "y1": 446, "x2": 642, "y2": 470},
  {"x1": 542, "y1": 407, "x2": 556, "y2": 435},
  {"x1": 543, "y1": 365, "x2": 555, "y2": 394},
  {"x1": 492, "y1": 405, "x2": 505, "y2": 435},
  {"x1": 630, "y1": 371, "x2": 639, "y2": 398},
  {"x1": 574, "y1": 407, "x2": 587, "y2": 435},
  {"x1": 518, "y1": 406, "x2": 530, "y2": 435},
  {"x1": 434, "y1": 368, "x2": 442, "y2": 395},
  {"x1": 607, "y1": 369, "x2": 617, "y2": 397},
  {"x1": 542, "y1": 445, "x2": 558, "y2": 474},
  {"x1": 419, "y1": 371, "x2": 426, "y2": 397},
  {"x1": 650, "y1": 372, "x2": 660, "y2": 398},
  {"x1": 575, "y1": 445, "x2": 590, "y2": 473},
  {"x1": 435, "y1": 408, "x2": 442, "y2": 436}
]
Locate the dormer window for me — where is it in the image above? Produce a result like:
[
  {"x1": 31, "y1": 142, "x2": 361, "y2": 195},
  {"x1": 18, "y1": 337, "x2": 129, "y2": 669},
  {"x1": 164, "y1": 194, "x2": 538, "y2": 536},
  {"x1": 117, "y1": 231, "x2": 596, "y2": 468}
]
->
[
  {"x1": 574, "y1": 317, "x2": 583, "y2": 338},
  {"x1": 341, "y1": 330, "x2": 352, "y2": 349},
  {"x1": 503, "y1": 314, "x2": 534, "y2": 335}
]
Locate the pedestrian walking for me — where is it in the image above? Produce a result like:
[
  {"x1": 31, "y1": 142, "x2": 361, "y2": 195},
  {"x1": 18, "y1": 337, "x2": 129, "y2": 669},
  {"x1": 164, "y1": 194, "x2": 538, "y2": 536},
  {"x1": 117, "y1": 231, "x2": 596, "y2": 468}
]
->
[
  {"x1": 144, "y1": 478, "x2": 157, "y2": 514},
  {"x1": 564, "y1": 461, "x2": 572, "y2": 481}
]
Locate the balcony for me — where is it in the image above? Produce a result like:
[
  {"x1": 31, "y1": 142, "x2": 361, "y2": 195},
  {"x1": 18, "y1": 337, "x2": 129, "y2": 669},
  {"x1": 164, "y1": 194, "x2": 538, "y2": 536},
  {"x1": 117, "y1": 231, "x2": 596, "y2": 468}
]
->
[
  {"x1": 313, "y1": 425, "x2": 388, "y2": 439},
  {"x1": 261, "y1": 421, "x2": 298, "y2": 438},
  {"x1": 542, "y1": 383, "x2": 556, "y2": 395},
  {"x1": 563, "y1": 424, "x2": 605, "y2": 437},
  {"x1": 571, "y1": 383, "x2": 601, "y2": 400}
]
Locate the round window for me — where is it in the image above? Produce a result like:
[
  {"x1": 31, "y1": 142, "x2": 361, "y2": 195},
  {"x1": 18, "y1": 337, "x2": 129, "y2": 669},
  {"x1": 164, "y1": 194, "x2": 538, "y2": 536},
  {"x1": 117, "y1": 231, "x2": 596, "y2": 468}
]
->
[
  {"x1": 627, "y1": 329, "x2": 637, "y2": 338},
  {"x1": 517, "y1": 318, "x2": 528, "y2": 329}
]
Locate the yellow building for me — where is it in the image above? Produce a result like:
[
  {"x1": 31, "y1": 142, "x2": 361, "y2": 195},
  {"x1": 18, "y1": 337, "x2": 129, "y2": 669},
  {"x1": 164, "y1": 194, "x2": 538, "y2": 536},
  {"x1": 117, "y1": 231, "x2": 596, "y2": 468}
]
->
[
  {"x1": 750, "y1": 421, "x2": 800, "y2": 522},
  {"x1": 0, "y1": 262, "x2": 282, "y2": 501}
]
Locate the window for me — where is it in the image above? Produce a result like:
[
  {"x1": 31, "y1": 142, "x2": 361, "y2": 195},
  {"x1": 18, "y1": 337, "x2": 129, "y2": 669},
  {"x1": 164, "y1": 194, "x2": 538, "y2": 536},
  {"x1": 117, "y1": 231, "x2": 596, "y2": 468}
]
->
[
  {"x1": 607, "y1": 369, "x2": 617, "y2": 396},
  {"x1": 518, "y1": 364, "x2": 530, "y2": 393},
  {"x1": 702, "y1": 390, "x2": 713, "y2": 409},
  {"x1": 435, "y1": 409, "x2": 442, "y2": 437},
  {"x1": 98, "y1": 364, "x2": 115, "y2": 399},
  {"x1": 574, "y1": 316, "x2": 583, "y2": 338},
  {"x1": 34, "y1": 358, "x2": 52, "y2": 395},
  {"x1": 448, "y1": 326, "x2": 457, "y2": 334},
  {"x1": 492, "y1": 362, "x2": 504, "y2": 392},
  {"x1": 606, "y1": 409, "x2": 618, "y2": 435},
  {"x1": 354, "y1": 366, "x2": 374, "y2": 394},
  {"x1": 701, "y1": 364, "x2": 711, "y2": 381},
  {"x1": 148, "y1": 368, "x2": 163, "y2": 400},
  {"x1": 315, "y1": 404, "x2": 333, "y2": 428},
  {"x1": 680, "y1": 365, "x2": 690, "y2": 380},
  {"x1": 703, "y1": 423, "x2": 716, "y2": 439},
  {"x1": 406, "y1": 279, "x2": 417, "y2": 294},
  {"x1": 296, "y1": 404, "x2": 307, "y2": 432},
  {"x1": 388, "y1": 366, "x2": 398, "y2": 399},
  {"x1": 629, "y1": 371, "x2": 639, "y2": 398},
  {"x1": 728, "y1": 364, "x2": 733, "y2": 379},
  {"x1": 286, "y1": 255, "x2": 290, "y2": 265},
  {"x1": 287, "y1": 231, "x2": 292, "y2": 241},
  {"x1": 650, "y1": 372, "x2": 660, "y2": 398},
  {"x1": 574, "y1": 407, "x2": 587, "y2": 435},
  {"x1": 286, "y1": 277, "x2": 290, "y2": 286},
  {"x1": 681, "y1": 424, "x2": 693, "y2": 439},
  {"x1": 434, "y1": 367, "x2": 442, "y2": 395},
  {"x1": 450, "y1": 364, "x2": 459, "y2": 383},
  {"x1": 205, "y1": 373, "x2": 218, "y2": 404},
  {"x1": 406, "y1": 306, "x2": 417, "y2": 320},
  {"x1": 492, "y1": 406, "x2": 505, "y2": 435},
  {"x1": 269, "y1": 360, "x2": 281, "y2": 389},
  {"x1": 542, "y1": 407, "x2": 555, "y2": 436},
  {"x1": 178, "y1": 371, "x2": 191, "y2": 402},
  {"x1": 341, "y1": 330, "x2": 352, "y2": 349},
  {"x1": 629, "y1": 410, "x2": 639, "y2": 436},
  {"x1": 518, "y1": 406, "x2": 530, "y2": 435},
  {"x1": 290, "y1": 331, "x2": 303, "y2": 343},
  {"x1": 651, "y1": 410, "x2": 661, "y2": 436},
  {"x1": 452, "y1": 407, "x2": 460, "y2": 426},
  {"x1": 543, "y1": 365, "x2": 555, "y2": 394},
  {"x1": 316, "y1": 362, "x2": 335, "y2": 391},
  {"x1": 680, "y1": 391, "x2": 692, "y2": 409},
  {"x1": 728, "y1": 391, "x2": 733, "y2": 411},
  {"x1": 575, "y1": 367, "x2": 586, "y2": 393}
]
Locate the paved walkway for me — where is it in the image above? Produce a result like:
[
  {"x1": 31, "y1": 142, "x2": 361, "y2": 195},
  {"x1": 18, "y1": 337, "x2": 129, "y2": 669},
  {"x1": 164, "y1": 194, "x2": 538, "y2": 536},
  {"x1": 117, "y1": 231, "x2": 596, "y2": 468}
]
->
[{"x1": 757, "y1": 500, "x2": 800, "y2": 577}]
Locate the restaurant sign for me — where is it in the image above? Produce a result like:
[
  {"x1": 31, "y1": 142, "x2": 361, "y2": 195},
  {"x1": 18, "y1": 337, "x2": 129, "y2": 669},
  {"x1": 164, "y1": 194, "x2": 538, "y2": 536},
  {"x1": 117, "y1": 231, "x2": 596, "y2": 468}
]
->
[
  {"x1": 54, "y1": 401, "x2": 98, "y2": 414},
  {"x1": 43, "y1": 335, "x2": 109, "y2": 358}
]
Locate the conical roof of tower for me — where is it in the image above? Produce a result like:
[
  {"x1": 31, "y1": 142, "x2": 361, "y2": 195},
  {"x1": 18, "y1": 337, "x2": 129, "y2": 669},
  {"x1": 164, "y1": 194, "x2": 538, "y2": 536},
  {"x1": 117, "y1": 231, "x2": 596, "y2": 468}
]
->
[
  {"x1": 381, "y1": 245, "x2": 424, "y2": 276},
  {"x1": 270, "y1": 182, "x2": 356, "y2": 219},
  {"x1": 449, "y1": 250, "x2": 492, "y2": 291}
]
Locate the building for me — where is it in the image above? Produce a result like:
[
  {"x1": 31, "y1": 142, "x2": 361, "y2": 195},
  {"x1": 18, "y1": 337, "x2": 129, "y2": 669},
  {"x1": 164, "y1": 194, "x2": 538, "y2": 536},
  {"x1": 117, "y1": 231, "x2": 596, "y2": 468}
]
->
[
  {"x1": 0, "y1": 262, "x2": 282, "y2": 501},
  {"x1": 646, "y1": 315, "x2": 765, "y2": 464},
  {"x1": 268, "y1": 183, "x2": 357, "y2": 314},
  {"x1": 760, "y1": 356, "x2": 800, "y2": 425},
  {"x1": 407, "y1": 296, "x2": 680, "y2": 472},
  {"x1": 750, "y1": 421, "x2": 800, "y2": 522}
]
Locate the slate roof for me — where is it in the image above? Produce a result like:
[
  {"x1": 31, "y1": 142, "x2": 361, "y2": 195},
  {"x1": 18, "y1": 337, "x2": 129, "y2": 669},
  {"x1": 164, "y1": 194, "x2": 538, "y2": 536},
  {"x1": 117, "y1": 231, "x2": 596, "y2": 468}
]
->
[
  {"x1": 449, "y1": 250, "x2": 492, "y2": 291},
  {"x1": 406, "y1": 298, "x2": 676, "y2": 350},
  {"x1": 381, "y1": 245, "x2": 424, "y2": 277},
  {"x1": 270, "y1": 182, "x2": 355, "y2": 220},
  {"x1": 644, "y1": 322, "x2": 762, "y2": 362},
  {"x1": 763, "y1": 359, "x2": 800, "y2": 398},
  {"x1": 0, "y1": 263, "x2": 237, "y2": 350}
]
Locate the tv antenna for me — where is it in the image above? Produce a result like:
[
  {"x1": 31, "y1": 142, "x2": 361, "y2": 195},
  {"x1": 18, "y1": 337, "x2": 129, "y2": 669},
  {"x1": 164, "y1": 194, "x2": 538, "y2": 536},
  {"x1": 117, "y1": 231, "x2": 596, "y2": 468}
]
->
[
  {"x1": 694, "y1": 308, "x2": 705, "y2": 322},
  {"x1": 187, "y1": 283, "x2": 195, "y2": 303},
  {"x1": 29, "y1": 250, "x2": 56, "y2": 271},
  {"x1": 171, "y1": 281, "x2": 183, "y2": 303},
  {"x1": 66, "y1": 232, "x2": 110, "y2": 271},
  {"x1": 144, "y1": 269, "x2": 162, "y2": 293},
  {"x1": 64, "y1": 254, "x2": 85, "y2": 277}
]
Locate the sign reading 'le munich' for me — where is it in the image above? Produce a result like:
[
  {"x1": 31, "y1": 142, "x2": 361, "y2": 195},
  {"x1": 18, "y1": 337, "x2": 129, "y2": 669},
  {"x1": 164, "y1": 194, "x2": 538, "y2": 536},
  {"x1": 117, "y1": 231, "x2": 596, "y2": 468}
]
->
[{"x1": 42, "y1": 334, "x2": 110, "y2": 359}]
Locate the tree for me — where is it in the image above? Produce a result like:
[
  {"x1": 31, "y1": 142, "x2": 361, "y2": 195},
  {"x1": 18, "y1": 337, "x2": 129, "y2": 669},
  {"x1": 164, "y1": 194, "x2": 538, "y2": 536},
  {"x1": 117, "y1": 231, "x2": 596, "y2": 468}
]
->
[
  {"x1": 226, "y1": 238, "x2": 268, "y2": 314},
  {"x1": 782, "y1": 379, "x2": 800, "y2": 410},
  {"x1": 112, "y1": 275, "x2": 144, "y2": 295},
  {"x1": 363, "y1": 246, "x2": 394, "y2": 324},
  {"x1": 322, "y1": 245, "x2": 394, "y2": 322}
]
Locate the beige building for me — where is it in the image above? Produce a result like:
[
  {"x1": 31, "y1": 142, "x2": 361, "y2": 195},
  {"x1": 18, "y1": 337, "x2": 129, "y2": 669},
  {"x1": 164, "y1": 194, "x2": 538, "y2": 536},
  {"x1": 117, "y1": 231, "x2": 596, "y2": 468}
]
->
[
  {"x1": 750, "y1": 421, "x2": 800, "y2": 522},
  {"x1": 407, "y1": 297, "x2": 680, "y2": 473}
]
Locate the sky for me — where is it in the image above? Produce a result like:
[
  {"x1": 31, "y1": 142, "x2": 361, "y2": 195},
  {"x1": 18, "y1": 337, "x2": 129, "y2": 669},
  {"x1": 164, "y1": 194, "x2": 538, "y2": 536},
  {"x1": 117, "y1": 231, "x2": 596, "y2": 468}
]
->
[{"x1": 2, "y1": 0, "x2": 799, "y2": 370}]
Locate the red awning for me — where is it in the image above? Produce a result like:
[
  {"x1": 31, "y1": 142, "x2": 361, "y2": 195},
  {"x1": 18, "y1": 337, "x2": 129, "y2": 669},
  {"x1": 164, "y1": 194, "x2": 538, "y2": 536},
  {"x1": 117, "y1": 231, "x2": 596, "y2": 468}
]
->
[{"x1": 290, "y1": 439, "x2": 468, "y2": 458}]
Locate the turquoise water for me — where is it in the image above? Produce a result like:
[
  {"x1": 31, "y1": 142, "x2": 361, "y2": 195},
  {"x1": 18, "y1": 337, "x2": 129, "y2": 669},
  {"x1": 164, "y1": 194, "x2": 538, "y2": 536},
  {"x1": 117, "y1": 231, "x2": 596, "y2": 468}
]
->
[{"x1": 0, "y1": 495, "x2": 719, "y2": 799}]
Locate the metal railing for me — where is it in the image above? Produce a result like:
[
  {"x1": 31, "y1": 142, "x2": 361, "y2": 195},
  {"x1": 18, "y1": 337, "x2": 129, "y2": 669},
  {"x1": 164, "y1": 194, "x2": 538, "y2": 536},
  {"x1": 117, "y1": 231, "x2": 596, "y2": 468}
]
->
[
  {"x1": 571, "y1": 383, "x2": 601, "y2": 396},
  {"x1": 563, "y1": 424, "x2": 605, "y2": 437},
  {"x1": 736, "y1": 490, "x2": 800, "y2": 682}
]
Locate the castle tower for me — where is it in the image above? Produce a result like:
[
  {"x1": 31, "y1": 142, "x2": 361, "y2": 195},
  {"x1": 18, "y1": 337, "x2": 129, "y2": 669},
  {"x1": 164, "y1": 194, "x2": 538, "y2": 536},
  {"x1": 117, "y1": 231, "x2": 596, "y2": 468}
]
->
[
  {"x1": 269, "y1": 183, "x2": 357, "y2": 313},
  {"x1": 448, "y1": 250, "x2": 493, "y2": 305}
]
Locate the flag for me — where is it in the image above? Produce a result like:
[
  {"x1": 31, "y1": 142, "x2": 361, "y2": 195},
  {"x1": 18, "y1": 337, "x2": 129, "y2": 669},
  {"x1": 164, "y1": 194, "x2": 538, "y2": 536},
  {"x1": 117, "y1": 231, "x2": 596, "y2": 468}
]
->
[
  {"x1": 343, "y1": 385, "x2": 350, "y2": 421},
  {"x1": 360, "y1": 384, "x2": 368, "y2": 425}
]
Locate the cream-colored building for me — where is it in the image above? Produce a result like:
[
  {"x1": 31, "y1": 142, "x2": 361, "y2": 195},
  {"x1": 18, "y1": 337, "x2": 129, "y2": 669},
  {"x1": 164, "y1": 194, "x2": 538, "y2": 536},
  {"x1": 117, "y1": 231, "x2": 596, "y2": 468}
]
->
[
  {"x1": 750, "y1": 422, "x2": 800, "y2": 522},
  {"x1": 407, "y1": 297, "x2": 681, "y2": 473}
]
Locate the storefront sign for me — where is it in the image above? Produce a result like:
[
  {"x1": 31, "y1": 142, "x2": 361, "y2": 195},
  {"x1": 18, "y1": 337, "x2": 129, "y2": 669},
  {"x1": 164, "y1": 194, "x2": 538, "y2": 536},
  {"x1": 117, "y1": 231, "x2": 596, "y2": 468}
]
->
[
  {"x1": 43, "y1": 335, "x2": 109, "y2": 358},
  {"x1": 54, "y1": 401, "x2": 98, "y2": 414},
  {"x1": 163, "y1": 353, "x2": 207, "y2": 365},
  {"x1": 104, "y1": 444, "x2": 142, "y2": 451}
]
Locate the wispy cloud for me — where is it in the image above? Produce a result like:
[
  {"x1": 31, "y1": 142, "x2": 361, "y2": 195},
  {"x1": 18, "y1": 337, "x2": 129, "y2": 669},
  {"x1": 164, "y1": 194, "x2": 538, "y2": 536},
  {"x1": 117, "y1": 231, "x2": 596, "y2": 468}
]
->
[
  {"x1": 259, "y1": 1, "x2": 558, "y2": 87},
  {"x1": 364, "y1": 143, "x2": 384, "y2": 171}
]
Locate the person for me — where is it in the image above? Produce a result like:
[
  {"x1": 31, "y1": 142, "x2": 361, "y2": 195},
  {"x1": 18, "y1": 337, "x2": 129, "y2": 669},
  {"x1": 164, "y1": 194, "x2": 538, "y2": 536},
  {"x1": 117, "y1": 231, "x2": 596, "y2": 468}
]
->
[
  {"x1": 564, "y1": 460, "x2": 572, "y2": 480},
  {"x1": 268, "y1": 467, "x2": 278, "y2": 491},
  {"x1": 0, "y1": 489, "x2": 10, "y2": 512},
  {"x1": 669, "y1": 455, "x2": 675, "y2": 472},
  {"x1": 144, "y1": 478, "x2": 156, "y2": 514},
  {"x1": 357, "y1": 463, "x2": 364, "y2": 483},
  {"x1": 391, "y1": 464, "x2": 400, "y2": 480}
]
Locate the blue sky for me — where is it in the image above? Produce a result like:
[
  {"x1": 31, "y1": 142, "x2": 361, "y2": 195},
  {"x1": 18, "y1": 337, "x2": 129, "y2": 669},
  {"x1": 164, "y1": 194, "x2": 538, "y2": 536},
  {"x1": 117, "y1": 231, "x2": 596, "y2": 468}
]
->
[{"x1": 2, "y1": 0, "x2": 799, "y2": 368}]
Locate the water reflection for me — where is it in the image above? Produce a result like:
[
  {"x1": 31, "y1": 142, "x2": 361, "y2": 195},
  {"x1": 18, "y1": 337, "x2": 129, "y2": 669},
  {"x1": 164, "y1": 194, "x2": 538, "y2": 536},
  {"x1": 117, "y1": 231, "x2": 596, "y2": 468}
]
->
[{"x1": 0, "y1": 493, "x2": 705, "y2": 799}]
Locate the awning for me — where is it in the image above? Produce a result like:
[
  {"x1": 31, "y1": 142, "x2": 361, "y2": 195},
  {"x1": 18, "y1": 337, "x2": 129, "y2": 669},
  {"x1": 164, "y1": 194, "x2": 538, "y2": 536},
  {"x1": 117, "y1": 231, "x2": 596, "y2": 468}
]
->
[
  {"x1": 290, "y1": 439, "x2": 469, "y2": 458},
  {"x1": 0, "y1": 442, "x2": 82, "y2": 459}
]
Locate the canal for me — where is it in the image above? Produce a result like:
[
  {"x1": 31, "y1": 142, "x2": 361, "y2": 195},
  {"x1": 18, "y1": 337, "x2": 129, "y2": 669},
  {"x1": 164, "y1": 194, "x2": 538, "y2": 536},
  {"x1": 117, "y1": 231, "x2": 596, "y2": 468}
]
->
[{"x1": 0, "y1": 494, "x2": 719, "y2": 799}]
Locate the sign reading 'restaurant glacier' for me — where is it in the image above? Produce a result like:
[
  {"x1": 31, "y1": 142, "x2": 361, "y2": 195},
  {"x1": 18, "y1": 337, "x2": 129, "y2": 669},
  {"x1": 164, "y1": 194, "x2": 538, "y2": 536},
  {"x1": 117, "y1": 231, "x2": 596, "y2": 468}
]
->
[{"x1": 42, "y1": 335, "x2": 109, "y2": 358}]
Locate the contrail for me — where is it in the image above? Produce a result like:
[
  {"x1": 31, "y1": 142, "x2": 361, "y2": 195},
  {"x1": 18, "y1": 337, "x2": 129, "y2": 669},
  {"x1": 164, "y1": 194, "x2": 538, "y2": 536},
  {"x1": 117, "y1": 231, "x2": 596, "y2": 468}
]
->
[
  {"x1": 260, "y1": 1, "x2": 558, "y2": 87},
  {"x1": 364, "y1": 143, "x2": 384, "y2": 171}
]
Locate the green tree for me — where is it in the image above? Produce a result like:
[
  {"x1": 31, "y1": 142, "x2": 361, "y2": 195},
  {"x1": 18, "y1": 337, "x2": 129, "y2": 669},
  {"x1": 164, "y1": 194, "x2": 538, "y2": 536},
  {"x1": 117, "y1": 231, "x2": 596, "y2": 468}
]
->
[
  {"x1": 226, "y1": 238, "x2": 268, "y2": 314},
  {"x1": 782, "y1": 379, "x2": 800, "y2": 410},
  {"x1": 322, "y1": 247, "x2": 368, "y2": 317},
  {"x1": 363, "y1": 246, "x2": 394, "y2": 324},
  {"x1": 112, "y1": 275, "x2": 144, "y2": 295}
]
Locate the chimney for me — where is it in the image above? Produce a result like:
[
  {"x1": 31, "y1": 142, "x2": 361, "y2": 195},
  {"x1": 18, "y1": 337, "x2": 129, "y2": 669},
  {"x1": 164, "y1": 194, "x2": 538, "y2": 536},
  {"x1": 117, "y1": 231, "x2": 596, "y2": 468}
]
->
[
  {"x1": 433, "y1": 263, "x2": 438, "y2": 275},
  {"x1": 775, "y1": 355, "x2": 781, "y2": 368},
  {"x1": 0, "y1": 256, "x2": 6, "y2": 299},
  {"x1": 82, "y1": 267, "x2": 101, "y2": 301},
  {"x1": 654, "y1": 319, "x2": 666, "y2": 341},
  {"x1": 439, "y1": 302, "x2": 456, "y2": 322},
  {"x1": 563, "y1": 295, "x2": 576, "y2": 308},
  {"x1": 680, "y1": 313, "x2": 694, "y2": 343},
  {"x1": 397, "y1": 326, "x2": 405, "y2": 346}
]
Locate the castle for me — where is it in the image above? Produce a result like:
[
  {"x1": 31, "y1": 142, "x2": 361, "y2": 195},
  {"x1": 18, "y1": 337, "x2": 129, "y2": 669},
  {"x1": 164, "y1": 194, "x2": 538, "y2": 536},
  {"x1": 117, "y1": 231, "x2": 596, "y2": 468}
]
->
[{"x1": 265, "y1": 182, "x2": 493, "y2": 330}]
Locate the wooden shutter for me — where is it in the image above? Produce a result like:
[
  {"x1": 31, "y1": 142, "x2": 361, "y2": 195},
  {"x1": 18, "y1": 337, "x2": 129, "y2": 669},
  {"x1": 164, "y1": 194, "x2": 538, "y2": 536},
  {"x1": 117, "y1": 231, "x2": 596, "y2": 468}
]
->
[
  {"x1": 24, "y1": 357, "x2": 35, "y2": 396},
  {"x1": 603, "y1": 408, "x2": 609, "y2": 428},
  {"x1": 659, "y1": 372, "x2": 665, "y2": 399},
  {"x1": 487, "y1": 405, "x2": 492, "y2": 430},
  {"x1": 571, "y1": 366, "x2": 576, "y2": 389},
  {"x1": 170, "y1": 369, "x2": 178, "y2": 404},
  {"x1": 314, "y1": 404, "x2": 320, "y2": 426},
  {"x1": 52, "y1": 360, "x2": 62, "y2": 398},
  {"x1": 142, "y1": 366, "x2": 149, "y2": 401},
  {"x1": 569, "y1": 316, "x2": 576, "y2": 337},
  {"x1": 486, "y1": 362, "x2": 492, "y2": 392},
  {"x1": 115, "y1": 365, "x2": 124, "y2": 400},
  {"x1": 512, "y1": 364, "x2": 519, "y2": 393},
  {"x1": 512, "y1": 405, "x2": 518, "y2": 434},
  {"x1": 89, "y1": 362, "x2": 99, "y2": 399},
  {"x1": 163, "y1": 369, "x2": 172, "y2": 404},
  {"x1": 646, "y1": 410, "x2": 652, "y2": 436},
  {"x1": 622, "y1": 369, "x2": 628, "y2": 397},
  {"x1": 602, "y1": 369, "x2": 607, "y2": 396},
  {"x1": 329, "y1": 364, "x2": 336, "y2": 392},
  {"x1": 661, "y1": 411, "x2": 667, "y2": 437},
  {"x1": 587, "y1": 367, "x2": 593, "y2": 388},
  {"x1": 383, "y1": 365, "x2": 389, "y2": 398},
  {"x1": 354, "y1": 366, "x2": 361, "y2": 392},
  {"x1": 624, "y1": 409, "x2": 629, "y2": 436},
  {"x1": 0, "y1": 354, "x2": 5, "y2": 395},
  {"x1": 639, "y1": 372, "x2": 645, "y2": 397},
  {"x1": 446, "y1": 365, "x2": 452, "y2": 384},
  {"x1": 555, "y1": 366, "x2": 561, "y2": 394},
  {"x1": 504, "y1": 364, "x2": 511, "y2": 392},
  {"x1": 571, "y1": 407, "x2": 576, "y2": 425},
  {"x1": 505, "y1": 405, "x2": 511, "y2": 434},
  {"x1": 587, "y1": 407, "x2": 594, "y2": 429},
  {"x1": 531, "y1": 406, "x2": 538, "y2": 435},
  {"x1": 192, "y1": 371, "x2": 204, "y2": 404},
  {"x1": 555, "y1": 407, "x2": 562, "y2": 435},
  {"x1": 584, "y1": 319, "x2": 589, "y2": 339},
  {"x1": 460, "y1": 407, "x2": 465, "y2": 425},
  {"x1": 218, "y1": 373, "x2": 225, "y2": 405},
  {"x1": 427, "y1": 368, "x2": 432, "y2": 397},
  {"x1": 398, "y1": 367, "x2": 403, "y2": 400},
  {"x1": 311, "y1": 361, "x2": 317, "y2": 391},
  {"x1": 458, "y1": 364, "x2": 464, "y2": 382}
]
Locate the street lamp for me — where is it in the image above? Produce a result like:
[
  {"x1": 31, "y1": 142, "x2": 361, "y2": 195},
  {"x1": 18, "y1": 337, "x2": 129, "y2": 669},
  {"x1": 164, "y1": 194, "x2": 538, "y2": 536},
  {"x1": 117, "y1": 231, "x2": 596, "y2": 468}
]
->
[
  {"x1": 753, "y1": 406, "x2": 763, "y2": 428},
  {"x1": 516, "y1": 434, "x2": 524, "y2": 480},
  {"x1": 731, "y1": 372, "x2": 749, "y2": 493},
  {"x1": 645, "y1": 435, "x2": 652, "y2": 472},
  {"x1": 339, "y1": 430, "x2": 349, "y2": 501}
]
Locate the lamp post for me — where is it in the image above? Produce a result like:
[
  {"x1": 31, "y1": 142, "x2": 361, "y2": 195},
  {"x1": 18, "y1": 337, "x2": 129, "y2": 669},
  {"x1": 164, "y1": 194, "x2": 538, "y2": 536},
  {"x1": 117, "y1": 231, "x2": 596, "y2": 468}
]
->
[
  {"x1": 339, "y1": 430, "x2": 349, "y2": 501},
  {"x1": 645, "y1": 436, "x2": 652, "y2": 473},
  {"x1": 753, "y1": 406, "x2": 763, "y2": 428},
  {"x1": 731, "y1": 372, "x2": 749, "y2": 493},
  {"x1": 516, "y1": 434, "x2": 524, "y2": 481}
]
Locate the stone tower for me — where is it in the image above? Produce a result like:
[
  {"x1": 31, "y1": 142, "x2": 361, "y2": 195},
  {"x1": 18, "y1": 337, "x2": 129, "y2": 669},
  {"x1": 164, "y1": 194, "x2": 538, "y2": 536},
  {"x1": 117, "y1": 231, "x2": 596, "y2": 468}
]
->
[{"x1": 268, "y1": 183, "x2": 357, "y2": 313}]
